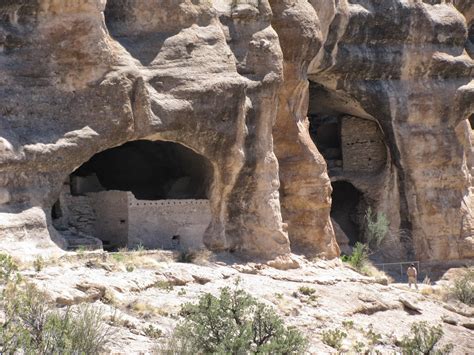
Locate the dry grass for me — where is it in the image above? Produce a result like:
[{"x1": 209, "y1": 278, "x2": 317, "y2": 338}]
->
[
  {"x1": 107, "y1": 251, "x2": 174, "y2": 271},
  {"x1": 419, "y1": 285, "x2": 449, "y2": 301},
  {"x1": 352, "y1": 261, "x2": 394, "y2": 284},
  {"x1": 190, "y1": 249, "x2": 214, "y2": 265},
  {"x1": 127, "y1": 300, "x2": 169, "y2": 319},
  {"x1": 174, "y1": 248, "x2": 214, "y2": 265}
]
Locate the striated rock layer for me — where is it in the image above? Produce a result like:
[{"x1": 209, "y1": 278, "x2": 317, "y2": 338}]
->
[{"x1": 0, "y1": 0, "x2": 472, "y2": 262}]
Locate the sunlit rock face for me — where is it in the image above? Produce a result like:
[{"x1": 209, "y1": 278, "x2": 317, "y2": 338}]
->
[
  {"x1": 305, "y1": 0, "x2": 474, "y2": 261},
  {"x1": 0, "y1": 0, "x2": 472, "y2": 261}
]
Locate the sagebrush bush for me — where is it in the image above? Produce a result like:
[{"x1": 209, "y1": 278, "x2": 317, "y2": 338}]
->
[
  {"x1": 160, "y1": 282, "x2": 307, "y2": 354},
  {"x1": 0, "y1": 253, "x2": 18, "y2": 283},
  {"x1": 33, "y1": 256, "x2": 45, "y2": 272},
  {"x1": 298, "y1": 286, "x2": 316, "y2": 296},
  {"x1": 321, "y1": 328, "x2": 346, "y2": 350},
  {"x1": 0, "y1": 279, "x2": 111, "y2": 354},
  {"x1": 399, "y1": 321, "x2": 453, "y2": 355},
  {"x1": 450, "y1": 268, "x2": 473, "y2": 306}
]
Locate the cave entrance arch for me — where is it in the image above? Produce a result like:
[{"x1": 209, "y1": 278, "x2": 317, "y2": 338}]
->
[
  {"x1": 330, "y1": 181, "x2": 364, "y2": 246},
  {"x1": 52, "y1": 140, "x2": 214, "y2": 251}
]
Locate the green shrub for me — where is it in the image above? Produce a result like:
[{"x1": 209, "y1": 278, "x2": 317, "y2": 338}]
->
[
  {"x1": 451, "y1": 268, "x2": 473, "y2": 306},
  {"x1": 154, "y1": 280, "x2": 174, "y2": 292},
  {"x1": 33, "y1": 256, "x2": 44, "y2": 272},
  {"x1": 353, "y1": 340, "x2": 366, "y2": 353},
  {"x1": 0, "y1": 253, "x2": 18, "y2": 283},
  {"x1": 298, "y1": 286, "x2": 316, "y2": 296},
  {"x1": 365, "y1": 324, "x2": 382, "y2": 345},
  {"x1": 144, "y1": 324, "x2": 163, "y2": 339},
  {"x1": 342, "y1": 320, "x2": 354, "y2": 329},
  {"x1": 345, "y1": 242, "x2": 369, "y2": 271},
  {"x1": 125, "y1": 264, "x2": 135, "y2": 272},
  {"x1": 177, "y1": 250, "x2": 196, "y2": 263},
  {"x1": 0, "y1": 281, "x2": 111, "y2": 354},
  {"x1": 162, "y1": 284, "x2": 307, "y2": 353},
  {"x1": 364, "y1": 207, "x2": 389, "y2": 251},
  {"x1": 135, "y1": 243, "x2": 145, "y2": 253},
  {"x1": 399, "y1": 321, "x2": 453, "y2": 355},
  {"x1": 321, "y1": 328, "x2": 346, "y2": 350},
  {"x1": 111, "y1": 253, "x2": 125, "y2": 263}
]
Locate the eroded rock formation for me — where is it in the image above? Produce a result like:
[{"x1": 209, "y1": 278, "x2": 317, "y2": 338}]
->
[{"x1": 0, "y1": 0, "x2": 473, "y2": 262}]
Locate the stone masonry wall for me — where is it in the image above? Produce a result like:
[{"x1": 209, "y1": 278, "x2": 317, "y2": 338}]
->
[
  {"x1": 59, "y1": 189, "x2": 210, "y2": 250},
  {"x1": 341, "y1": 116, "x2": 387, "y2": 174},
  {"x1": 60, "y1": 189, "x2": 128, "y2": 248},
  {"x1": 92, "y1": 191, "x2": 128, "y2": 249},
  {"x1": 127, "y1": 196, "x2": 211, "y2": 250}
]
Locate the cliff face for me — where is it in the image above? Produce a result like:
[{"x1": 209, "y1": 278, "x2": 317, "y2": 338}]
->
[
  {"x1": 0, "y1": 0, "x2": 472, "y2": 261},
  {"x1": 306, "y1": 0, "x2": 474, "y2": 261}
]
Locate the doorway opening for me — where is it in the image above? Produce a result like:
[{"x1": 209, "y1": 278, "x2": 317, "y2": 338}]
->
[{"x1": 330, "y1": 181, "x2": 365, "y2": 246}]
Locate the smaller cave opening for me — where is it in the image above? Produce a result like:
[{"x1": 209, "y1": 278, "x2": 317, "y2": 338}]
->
[
  {"x1": 469, "y1": 114, "x2": 474, "y2": 130},
  {"x1": 51, "y1": 199, "x2": 62, "y2": 220},
  {"x1": 330, "y1": 181, "x2": 365, "y2": 246}
]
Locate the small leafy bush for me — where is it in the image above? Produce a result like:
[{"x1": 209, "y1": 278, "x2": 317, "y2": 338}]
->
[
  {"x1": 154, "y1": 280, "x2": 174, "y2": 292},
  {"x1": 33, "y1": 256, "x2": 45, "y2": 272},
  {"x1": 344, "y1": 242, "x2": 369, "y2": 271},
  {"x1": 176, "y1": 250, "x2": 196, "y2": 263},
  {"x1": 144, "y1": 324, "x2": 163, "y2": 339},
  {"x1": 365, "y1": 324, "x2": 382, "y2": 345},
  {"x1": 342, "y1": 320, "x2": 354, "y2": 329},
  {"x1": 162, "y1": 283, "x2": 307, "y2": 353},
  {"x1": 0, "y1": 253, "x2": 18, "y2": 283},
  {"x1": 364, "y1": 207, "x2": 389, "y2": 251},
  {"x1": 134, "y1": 243, "x2": 145, "y2": 254},
  {"x1": 353, "y1": 340, "x2": 366, "y2": 353},
  {"x1": 298, "y1": 286, "x2": 316, "y2": 296},
  {"x1": 321, "y1": 328, "x2": 347, "y2": 350},
  {"x1": 399, "y1": 321, "x2": 453, "y2": 355},
  {"x1": 450, "y1": 268, "x2": 473, "y2": 306},
  {"x1": 0, "y1": 281, "x2": 111, "y2": 354}
]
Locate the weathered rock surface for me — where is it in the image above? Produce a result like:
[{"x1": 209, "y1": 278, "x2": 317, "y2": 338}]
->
[
  {"x1": 17, "y1": 253, "x2": 474, "y2": 354},
  {"x1": 0, "y1": 0, "x2": 473, "y2": 262},
  {"x1": 306, "y1": 0, "x2": 474, "y2": 261}
]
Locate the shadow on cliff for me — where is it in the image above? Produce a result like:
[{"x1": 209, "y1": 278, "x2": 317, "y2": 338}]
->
[{"x1": 108, "y1": 32, "x2": 178, "y2": 66}]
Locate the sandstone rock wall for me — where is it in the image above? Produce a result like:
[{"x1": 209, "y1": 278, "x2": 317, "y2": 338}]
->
[
  {"x1": 307, "y1": 0, "x2": 474, "y2": 261},
  {"x1": 0, "y1": 0, "x2": 472, "y2": 262}
]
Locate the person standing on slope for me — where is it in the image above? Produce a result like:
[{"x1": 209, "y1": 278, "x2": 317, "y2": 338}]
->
[{"x1": 407, "y1": 263, "x2": 418, "y2": 290}]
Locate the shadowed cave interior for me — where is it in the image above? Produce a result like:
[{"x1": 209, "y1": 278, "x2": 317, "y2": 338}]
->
[{"x1": 70, "y1": 140, "x2": 212, "y2": 200}]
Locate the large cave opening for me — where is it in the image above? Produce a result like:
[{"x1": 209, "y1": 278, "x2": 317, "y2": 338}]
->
[
  {"x1": 71, "y1": 140, "x2": 211, "y2": 200},
  {"x1": 52, "y1": 140, "x2": 213, "y2": 251},
  {"x1": 330, "y1": 181, "x2": 364, "y2": 246}
]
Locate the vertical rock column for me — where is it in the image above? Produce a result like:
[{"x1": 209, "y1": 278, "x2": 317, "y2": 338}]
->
[
  {"x1": 270, "y1": 0, "x2": 339, "y2": 258},
  {"x1": 219, "y1": 1, "x2": 291, "y2": 258}
]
